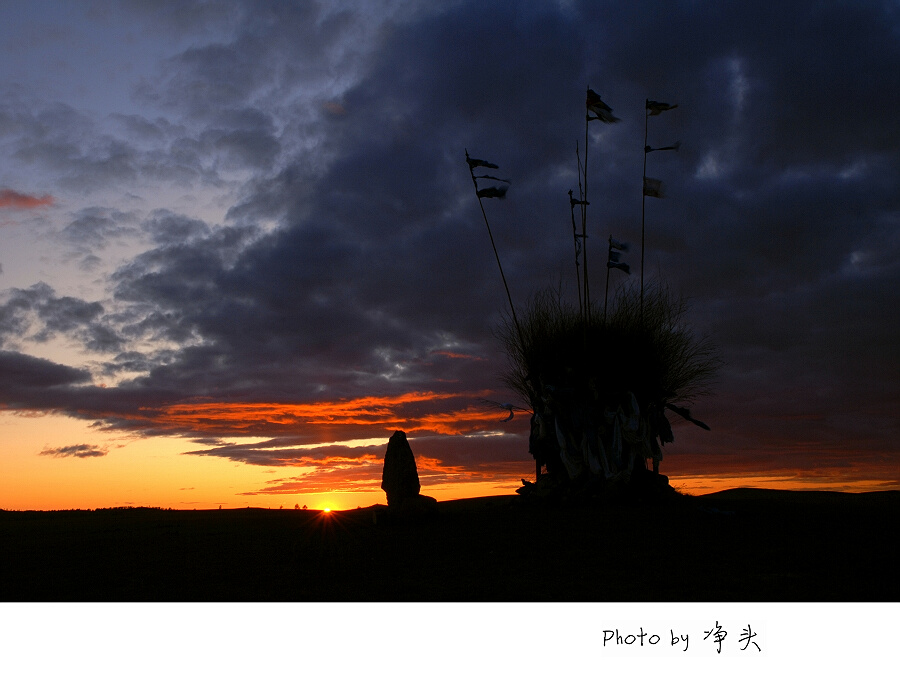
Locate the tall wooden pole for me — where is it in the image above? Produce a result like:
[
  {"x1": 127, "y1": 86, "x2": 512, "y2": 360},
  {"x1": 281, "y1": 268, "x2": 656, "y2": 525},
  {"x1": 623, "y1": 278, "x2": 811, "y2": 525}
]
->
[
  {"x1": 465, "y1": 150, "x2": 523, "y2": 346},
  {"x1": 583, "y1": 89, "x2": 591, "y2": 325},
  {"x1": 641, "y1": 100, "x2": 649, "y2": 324},
  {"x1": 569, "y1": 189, "x2": 583, "y2": 314},
  {"x1": 641, "y1": 100, "x2": 679, "y2": 323}
]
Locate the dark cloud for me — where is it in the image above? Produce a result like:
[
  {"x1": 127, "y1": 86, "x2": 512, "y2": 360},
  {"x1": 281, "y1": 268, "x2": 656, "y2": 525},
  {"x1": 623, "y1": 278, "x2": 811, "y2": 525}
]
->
[
  {"x1": 0, "y1": 282, "x2": 124, "y2": 353},
  {"x1": 6, "y1": 102, "x2": 140, "y2": 190},
  {"x1": 0, "y1": 350, "x2": 91, "y2": 394},
  {"x1": 108, "y1": 113, "x2": 172, "y2": 143},
  {"x1": 39, "y1": 443, "x2": 108, "y2": 459},
  {"x1": 0, "y1": 0, "x2": 898, "y2": 487},
  {"x1": 136, "y1": 1, "x2": 369, "y2": 113},
  {"x1": 98, "y1": 351, "x2": 158, "y2": 377},
  {"x1": 60, "y1": 207, "x2": 139, "y2": 250},
  {"x1": 198, "y1": 111, "x2": 280, "y2": 171},
  {"x1": 0, "y1": 92, "x2": 276, "y2": 198},
  {"x1": 141, "y1": 209, "x2": 211, "y2": 245},
  {"x1": 185, "y1": 426, "x2": 527, "y2": 468},
  {"x1": 184, "y1": 441, "x2": 382, "y2": 467},
  {"x1": 100, "y1": 0, "x2": 245, "y2": 37}
]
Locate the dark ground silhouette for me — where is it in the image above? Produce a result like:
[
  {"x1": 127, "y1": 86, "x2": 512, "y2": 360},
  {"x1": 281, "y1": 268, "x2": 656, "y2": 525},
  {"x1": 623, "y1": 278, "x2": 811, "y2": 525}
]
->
[{"x1": 1, "y1": 488, "x2": 896, "y2": 601}]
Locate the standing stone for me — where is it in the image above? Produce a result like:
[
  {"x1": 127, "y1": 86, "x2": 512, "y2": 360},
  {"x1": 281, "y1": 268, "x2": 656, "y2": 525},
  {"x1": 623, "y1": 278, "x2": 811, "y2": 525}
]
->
[{"x1": 381, "y1": 430, "x2": 421, "y2": 507}]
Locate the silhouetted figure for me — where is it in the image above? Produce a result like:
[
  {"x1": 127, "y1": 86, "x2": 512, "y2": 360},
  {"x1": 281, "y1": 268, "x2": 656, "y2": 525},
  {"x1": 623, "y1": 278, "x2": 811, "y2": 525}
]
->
[{"x1": 381, "y1": 430, "x2": 421, "y2": 507}]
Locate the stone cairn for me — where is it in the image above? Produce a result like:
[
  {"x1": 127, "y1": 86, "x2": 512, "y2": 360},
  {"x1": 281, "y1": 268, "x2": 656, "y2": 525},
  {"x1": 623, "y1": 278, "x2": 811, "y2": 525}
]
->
[{"x1": 377, "y1": 430, "x2": 438, "y2": 522}]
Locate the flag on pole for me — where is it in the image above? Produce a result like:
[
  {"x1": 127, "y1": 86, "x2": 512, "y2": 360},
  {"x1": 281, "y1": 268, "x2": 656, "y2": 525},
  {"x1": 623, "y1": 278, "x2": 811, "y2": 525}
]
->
[
  {"x1": 607, "y1": 251, "x2": 630, "y2": 274},
  {"x1": 569, "y1": 194, "x2": 589, "y2": 207},
  {"x1": 607, "y1": 236, "x2": 630, "y2": 273},
  {"x1": 467, "y1": 152, "x2": 510, "y2": 198},
  {"x1": 466, "y1": 156, "x2": 499, "y2": 170},
  {"x1": 586, "y1": 89, "x2": 620, "y2": 123},
  {"x1": 646, "y1": 100, "x2": 678, "y2": 115},
  {"x1": 666, "y1": 403, "x2": 710, "y2": 430},
  {"x1": 643, "y1": 177, "x2": 665, "y2": 198},
  {"x1": 477, "y1": 184, "x2": 510, "y2": 199},
  {"x1": 645, "y1": 140, "x2": 681, "y2": 153}
]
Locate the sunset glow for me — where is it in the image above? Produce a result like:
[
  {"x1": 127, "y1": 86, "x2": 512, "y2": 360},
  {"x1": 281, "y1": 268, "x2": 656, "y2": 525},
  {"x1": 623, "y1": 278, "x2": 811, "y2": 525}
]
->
[
  {"x1": 1, "y1": 402, "x2": 890, "y2": 512},
  {"x1": 1, "y1": 1, "x2": 897, "y2": 512}
]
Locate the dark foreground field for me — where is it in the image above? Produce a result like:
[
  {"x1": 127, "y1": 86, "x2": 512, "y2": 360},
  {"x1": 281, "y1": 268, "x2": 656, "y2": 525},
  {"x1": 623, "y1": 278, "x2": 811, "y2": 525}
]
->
[{"x1": 1, "y1": 488, "x2": 897, "y2": 601}]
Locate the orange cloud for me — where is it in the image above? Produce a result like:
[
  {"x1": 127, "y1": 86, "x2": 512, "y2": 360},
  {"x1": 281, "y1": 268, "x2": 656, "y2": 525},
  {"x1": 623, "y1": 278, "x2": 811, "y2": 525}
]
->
[
  {"x1": 153, "y1": 390, "x2": 505, "y2": 437},
  {"x1": 430, "y1": 350, "x2": 486, "y2": 361},
  {"x1": 0, "y1": 189, "x2": 54, "y2": 210}
]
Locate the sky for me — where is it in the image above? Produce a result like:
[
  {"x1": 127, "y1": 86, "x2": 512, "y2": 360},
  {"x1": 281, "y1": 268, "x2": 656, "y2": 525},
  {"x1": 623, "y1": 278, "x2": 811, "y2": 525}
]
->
[{"x1": 0, "y1": 0, "x2": 898, "y2": 510}]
